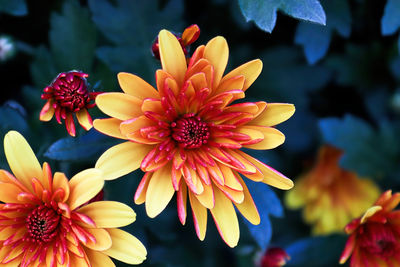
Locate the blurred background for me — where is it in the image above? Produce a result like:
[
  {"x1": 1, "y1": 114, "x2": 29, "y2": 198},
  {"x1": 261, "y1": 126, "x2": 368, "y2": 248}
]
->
[{"x1": 1, "y1": 0, "x2": 400, "y2": 266}]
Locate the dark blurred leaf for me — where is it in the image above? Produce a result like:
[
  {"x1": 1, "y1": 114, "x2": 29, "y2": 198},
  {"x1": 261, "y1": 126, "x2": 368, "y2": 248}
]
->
[
  {"x1": 243, "y1": 180, "x2": 283, "y2": 250},
  {"x1": 49, "y1": 0, "x2": 97, "y2": 71},
  {"x1": 381, "y1": 0, "x2": 400, "y2": 36},
  {"x1": 0, "y1": 0, "x2": 27, "y2": 16},
  {"x1": 238, "y1": 0, "x2": 326, "y2": 33},
  {"x1": 30, "y1": 46, "x2": 57, "y2": 88},
  {"x1": 295, "y1": 0, "x2": 350, "y2": 64},
  {"x1": 319, "y1": 114, "x2": 400, "y2": 178},
  {"x1": 44, "y1": 129, "x2": 119, "y2": 161},
  {"x1": 285, "y1": 235, "x2": 346, "y2": 266}
]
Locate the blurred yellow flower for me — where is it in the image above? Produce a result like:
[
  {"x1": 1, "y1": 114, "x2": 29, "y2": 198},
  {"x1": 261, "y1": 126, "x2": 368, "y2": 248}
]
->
[
  {"x1": 0, "y1": 131, "x2": 146, "y2": 266},
  {"x1": 285, "y1": 145, "x2": 380, "y2": 235},
  {"x1": 94, "y1": 29, "x2": 295, "y2": 247}
]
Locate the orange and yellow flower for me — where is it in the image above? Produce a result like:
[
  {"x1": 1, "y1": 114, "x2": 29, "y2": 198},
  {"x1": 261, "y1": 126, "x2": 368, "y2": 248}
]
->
[
  {"x1": 0, "y1": 131, "x2": 146, "y2": 266},
  {"x1": 340, "y1": 190, "x2": 400, "y2": 266},
  {"x1": 285, "y1": 145, "x2": 380, "y2": 235},
  {"x1": 94, "y1": 29, "x2": 295, "y2": 247}
]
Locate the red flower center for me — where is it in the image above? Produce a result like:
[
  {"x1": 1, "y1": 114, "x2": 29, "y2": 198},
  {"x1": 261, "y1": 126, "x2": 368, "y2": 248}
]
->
[
  {"x1": 360, "y1": 223, "x2": 399, "y2": 258},
  {"x1": 171, "y1": 113, "x2": 210, "y2": 149},
  {"x1": 26, "y1": 204, "x2": 60, "y2": 243}
]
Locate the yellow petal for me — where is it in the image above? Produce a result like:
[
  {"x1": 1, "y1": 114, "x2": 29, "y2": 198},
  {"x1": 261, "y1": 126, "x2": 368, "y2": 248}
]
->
[
  {"x1": 4, "y1": 131, "x2": 43, "y2": 192},
  {"x1": 96, "y1": 92, "x2": 143, "y2": 120},
  {"x1": 210, "y1": 188, "x2": 240, "y2": 247},
  {"x1": 0, "y1": 182, "x2": 23, "y2": 203},
  {"x1": 159, "y1": 29, "x2": 187, "y2": 87},
  {"x1": 204, "y1": 36, "x2": 229, "y2": 89},
  {"x1": 189, "y1": 191, "x2": 208, "y2": 240},
  {"x1": 220, "y1": 59, "x2": 263, "y2": 91},
  {"x1": 76, "y1": 109, "x2": 93, "y2": 131},
  {"x1": 214, "y1": 75, "x2": 245, "y2": 96},
  {"x1": 68, "y1": 168, "x2": 104, "y2": 210},
  {"x1": 234, "y1": 176, "x2": 260, "y2": 225},
  {"x1": 250, "y1": 103, "x2": 295, "y2": 127},
  {"x1": 84, "y1": 248, "x2": 115, "y2": 267},
  {"x1": 117, "y1": 72, "x2": 159, "y2": 99},
  {"x1": 238, "y1": 151, "x2": 294, "y2": 190},
  {"x1": 194, "y1": 182, "x2": 215, "y2": 209},
  {"x1": 360, "y1": 206, "x2": 383, "y2": 224},
  {"x1": 145, "y1": 164, "x2": 175, "y2": 218},
  {"x1": 95, "y1": 141, "x2": 152, "y2": 180},
  {"x1": 93, "y1": 118, "x2": 126, "y2": 140},
  {"x1": 241, "y1": 126, "x2": 285, "y2": 150},
  {"x1": 103, "y1": 228, "x2": 147, "y2": 265},
  {"x1": 52, "y1": 172, "x2": 70, "y2": 203},
  {"x1": 77, "y1": 201, "x2": 136, "y2": 228},
  {"x1": 284, "y1": 177, "x2": 306, "y2": 209},
  {"x1": 39, "y1": 100, "x2": 55, "y2": 121},
  {"x1": 83, "y1": 227, "x2": 112, "y2": 251},
  {"x1": 219, "y1": 164, "x2": 243, "y2": 191}
]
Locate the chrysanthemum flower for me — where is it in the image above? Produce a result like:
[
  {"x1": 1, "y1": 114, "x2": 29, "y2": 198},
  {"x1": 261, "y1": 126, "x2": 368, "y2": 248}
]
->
[
  {"x1": 340, "y1": 190, "x2": 400, "y2": 266},
  {"x1": 285, "y1": 145, "x2": 380, "y2": 235},
  {"x1": 152, "y1": 24, "x2": 200, "y2": 59},
  {"x1": 0, "y1": 131, "x2": 146, "y2": 266},
  {"x1": 40, "y1": 71, "x2": 99, "y2": 137},
  {"x1": 94, "y1": 29, "x2": 295, "y2": 247}
]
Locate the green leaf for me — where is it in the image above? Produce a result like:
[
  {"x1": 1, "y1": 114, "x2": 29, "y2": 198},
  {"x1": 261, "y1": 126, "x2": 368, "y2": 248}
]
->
[
  {"x1": 49, "y1": 0, "x2": 97, "y2": 71},
  {"x1": 30, "y1": 46, "x2": 57, "y2": 88},
  {"x1": 319, "y1": 115, "x2": 400, "y2": 178},
  {"x1": 238, "y1": 0, "x2": 326, "y2": 33},
  {"x1": 381, "y1": 0, "x2": 400, "y2": 35},
  {"x1": 295, "y1": 0, "x2": 351, "y2": 64},
  {"x1": 44, "y1": 129, "x2": 120, "y2": 162},
  {"x1": 286, "y1": 235, "x2": 346, "y2": 266},
  {"x1": 0, "y1": 0, "x2": 27, "y2": 16}
]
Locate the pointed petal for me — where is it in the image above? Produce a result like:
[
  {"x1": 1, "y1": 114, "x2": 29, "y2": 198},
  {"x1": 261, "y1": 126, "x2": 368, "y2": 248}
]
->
[
  {"x1": 210, "y1": 188, "x2": 240, "y2": 247},
  {"x1": 145, "y1": 164, "x2": 175, "y2": 218},
  {"x1": 77, "y1": 201, "x2": 136, "y2": 228},
  {"x1": 339, "y1": 234, "x2": 356, "y2": 264},
  {"x1": 96, "y1": 93, "x2": 143, "y2": 120},
  {"x1": 39, "y1": 100, "x2": 55, "y2": 121},
  {"x1": 182, "y1": 24, "x2": 200, "y2": 45},
  {"x1": 117, "y1": 72, "x2": 159, "y2": 99},
  {"x1": 134, "y1": 172, "x2": 151, "y2": 205},
  {"x1": 177, "y1": 182, "x2": 188, "y2": 225},
  {"x1": 95, "y1": 141, "x2": 152, "y2": 180},
  {"x1": 241, "y1": 126, "x2": 285, "y2": 150},
  {"x1": 76, "y1": 109, "x2": 93, "y2": 131},
  {"x1": 84, "y1": 248, "x2": 115, "y2": 267},
  {"x1": 204, "y1": 36, "x2": 229, "y2": 89},
  {"x1": 68, "y1": 168, "x2": 104, "y2": 210},
  {"x1": 220, "y1": 59, "x2": 262, "y2": 91},
  {"x1": 93, "y1": 118, "x2": 126, "y2": 140},
  {"x1": 52, "y1": 172, "x2": 70, "y2": 203},
  {"x1": 189, "y1": 191, "x2": 208, "y2": 241},
  {"x1": 4, "y1": 131, "x2": 42, "y2": 192},
  {"x1": 360, "y1": 206, "x2": 382, "y2": 224},
  {"x1": 250, "y1": 103, "x2": 295, "y2": 127},
  {"x1": 159, "y1": 29, "x2": 187, "y2": 87},
  {"x1": 103, "y1": 228, "x2": 147, "y2": 265},
  {"x1": 234, "y1": 176, "x2": 260, "y2": 225}
]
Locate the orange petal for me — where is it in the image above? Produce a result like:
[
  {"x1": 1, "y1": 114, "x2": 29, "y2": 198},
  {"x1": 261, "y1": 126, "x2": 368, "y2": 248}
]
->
[
  {"x1": 250, "y1": 103, "x2": 295, "y2": 127},
  {"x1": 0, "y1": 182, "x2": 23, "y2": 203},
  {"x1": 220, "y1": 59, "x2": 262, "y2": 91},
  {"x1": 204, "y1": 36, "x2": 229, "y2": 89},
  {"x1": 93, "y1": 118, "x2": 126, "y2": 140},
  {"x1": 96, "y1": 92, "x2": 143, "y2": 120},
  {"x1": 181, "y1": 24, "x2": 200, "y2": 46},
  {"x1": 4, "y1": 131, "x2": 43, "y2": 193},
  {"x1": 76, "y1": 109, "x2": 93, "y2": 131},
  {"x1": 210, "y1": 187, "x2": 240, "y2": 247},
  {"x1": 52, "y1": 172, "x2": 70, "y2": 203},
  {"x1": 39, "y1": 100, "x2": 55, "y2": 121},
  {"x1": 117, "y1": 72, "x2": 159, "y2": 99},
  {"x1": 84, "y1": 248, "x2": 115, "y2": 267},
  {"x1": 159, "y1": 29, "x2": 187, "y2": 87},
  {"x1": 189, "y1": 191, "x2": 208, "y2": 241},
  {"x1": 339, "y1": 234, "x2": 356, "y2": 264},
  {"x1": 103, "y1": 229, "x2": 147, "y2": 265},
  {"x1": 95, "y1": 141, "x2": 152, "y2": 180},
  {"x1": 145, "y1": 163, "x2": 175, "y2": 218},
  {"x1": 214, "y1": 75, "x2": 245, "y2": 96}
]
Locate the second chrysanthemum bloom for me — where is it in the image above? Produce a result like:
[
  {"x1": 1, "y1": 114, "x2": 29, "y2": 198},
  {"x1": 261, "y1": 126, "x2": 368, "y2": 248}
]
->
[{"x1": 94, "y1": 29, "x2": 295, "y2": 247}]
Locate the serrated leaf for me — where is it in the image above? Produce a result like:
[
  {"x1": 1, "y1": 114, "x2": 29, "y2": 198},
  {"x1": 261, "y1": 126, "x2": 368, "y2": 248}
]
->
[
  {"x1": 238, "y1": 0, "x2": 326, "y2": 33},
  {"x1": 0, "y1": 0, "x2": 27, "y2": 16},
  {"x1": 319, "y1": 115, "x2": 400, "y2": 178},
  {"x1": 285, "y1": 235, "x2": 346, "y2": 266},
  {"x1": 295, "y1": 0, "x2": 351, "y2": 64},
  {"x1": 381, "y1": 0, "x2": 400, "y2": 35},
  {"x1": 49, "y1": 0, "x2": 97, "y2": 71},
  {"x1": 44, "y1": 129, "x2": 120, "y2": 161},
  {"x1": 243, "y1": 180, "x2": 283, "y2": 250}
]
